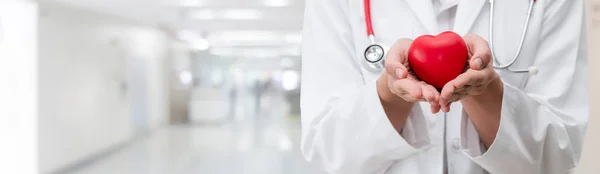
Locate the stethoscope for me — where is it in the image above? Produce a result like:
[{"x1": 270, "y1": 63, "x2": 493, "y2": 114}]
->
[
  {"x1": 363, "y1": 0, "x2": 539, "y2": 75},
  {"x1": 362, "y1": 0, "x2": 387, "y2": 72}
]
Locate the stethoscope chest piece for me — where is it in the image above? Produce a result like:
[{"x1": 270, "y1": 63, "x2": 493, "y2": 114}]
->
[
  {"x1": 361, "y1": 0, "x2": 387, "y2": 72},
  {"x1": 363, "y1": 44, "x2": 386, "y2": 72},
  {"x1": 365, "y1": 44, "x2": 384, "y2": 63}
]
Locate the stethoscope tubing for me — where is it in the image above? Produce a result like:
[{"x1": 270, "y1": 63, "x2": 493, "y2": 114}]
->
[
  {"x1": 489, "y1": 0, "x2": 535, "y2": 71},
  {"x1": 364, "y1": 0, "x2": 375, "y2": 40}
]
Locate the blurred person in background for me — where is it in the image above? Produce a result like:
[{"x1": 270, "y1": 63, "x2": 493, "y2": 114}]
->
[
  {"x1": 253, "y1": 78, "x2": 265, "y2": 115},
  {"x1": 300, "y1": 0, "x2": 589, "y2": 173}
]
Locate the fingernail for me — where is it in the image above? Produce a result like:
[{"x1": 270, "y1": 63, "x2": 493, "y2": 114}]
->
[
  {"x1": 473, "y1": 58, "x2": 482, "y2": 70},
  {"x1": 395, "y1": 68, "x2": 403, "y2": 78}
]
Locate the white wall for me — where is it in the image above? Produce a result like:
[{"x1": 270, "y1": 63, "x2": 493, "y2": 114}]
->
[
  {"x1": 37, "y1": 2, "x2": 170, "y2": 173},
  {"x1": 0, "y1": 1, "x2": 38, "y2": 173},
  {"x1": 575, "y1": 1, "x2": 600, "y2": 173}
]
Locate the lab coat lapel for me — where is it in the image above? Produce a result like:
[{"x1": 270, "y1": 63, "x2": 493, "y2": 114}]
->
[
  {"x1": 454, "y1": 0, "x2": 487, "y2": 35},
  {"x1": 405, "y1": 0, "x2": 438, "y2": 34}
]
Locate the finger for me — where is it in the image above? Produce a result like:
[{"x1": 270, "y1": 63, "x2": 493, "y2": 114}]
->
[
  {"x1": 441, "y1": 102, "x2": 450, "y2": 113},
  {"x1": 470, "y1": 57, "x2": 484, "y2": 70},
  {"x1": 464, "y1": 34, "x2": 492, "y2": 70},
  {"x1": 440, "y1": 81, "x2": 456, "y2": 106},
  {"x1": 421, "y1": 87, "x2": 432, "y2": 103},
  {"x1": 427, "y1": 87, "x2": 441, "y2": 114},
  {"x1": 440, "y1": 101, "x2": 454, "y2": 112},
  {"x1": 431, "y1": 85, "x2": 441, "y2": 106},
  {"x1": 385, "y1": 39, "x2": 414, "y2": 78},
  {"x1": 390, "y1": 79, "x2": 423, "y2": 100},
  {"x1": 454, "y1": 70, "x2": 488, "y2": 87},
  {"x1": 441, "y1": 102, "x2": 449, "y2": 113},
  {"x1": 430, "y1": 104, "x2": 442, "y2": 114},
  {"x1": 453, "y1": 74, "x2": 471, "y2": 89},
  {"x1": 420, "y1": 83, "x2": 436, "y2": 103},
  {"x1": 422, "y1": 82, "x2": 440, "y2": 105},
  {"x1": 431, "y1": 104, "x2": 442, "y2": 114},
  {"x1": 385, "y1": 59, "x2": 408, "y2": 79},
  {"x1": 452, "y1": 85, "x2": 469, "y2": 94}
]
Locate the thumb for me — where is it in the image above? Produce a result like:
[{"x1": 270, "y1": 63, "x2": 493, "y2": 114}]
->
[
  {"x1": 385, "y1": 39, "x2": 413, "y2": 78},
  {"x1": 464, "y1": 34, "x2": 492, "y2": 70},
  {"x1": 385, "y1": 59, "x2": 408, "y2": 79}
]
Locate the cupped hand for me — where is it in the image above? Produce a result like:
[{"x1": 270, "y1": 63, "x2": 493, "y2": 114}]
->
[
  {"x1": 385, "y1": 39, "x2": 441, "y2": 114},
  {"x1": 439, "y1": 33, "x2": 500, "y2": 112}
]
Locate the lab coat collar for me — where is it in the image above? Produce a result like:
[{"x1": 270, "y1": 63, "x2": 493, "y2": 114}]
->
[
  {"x1": 405, "y1": 0, "x2": 438, "y2": 34},
  {"x1": 438, "y1": 0, "x2": 459, "y2": 12},
  {"x1": 453, "y1": 0, "x2": 487, "y2": 35}
]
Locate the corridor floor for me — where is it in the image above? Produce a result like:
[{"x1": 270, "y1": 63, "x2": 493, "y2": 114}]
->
[{"x1": 66, "y1": 116, "x2": 326, "y2": 174}]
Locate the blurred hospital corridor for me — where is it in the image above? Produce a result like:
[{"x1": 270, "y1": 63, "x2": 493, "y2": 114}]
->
[
  {"x1": 61, "y1": 103, "x2": 324, "y2": 174},
  {"x1": 1, "y1": 0, "x2": 316, "y2": 173},
  {"x1": 2, "y1": 0, "x2": 600, "y2": 173}
]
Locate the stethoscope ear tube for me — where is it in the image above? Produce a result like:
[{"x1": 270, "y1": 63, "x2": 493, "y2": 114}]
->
[{"x1": 489, "y1": 0, "x2": 537, "y2": 75}]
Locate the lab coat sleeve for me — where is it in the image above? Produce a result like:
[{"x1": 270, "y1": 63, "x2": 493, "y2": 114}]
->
[
  {"x1": 460, "y1": 0, "x2": 589, "y2": 173},
  {"x1": 300, "y1": 0, "x2": 431, "y2": 173}
]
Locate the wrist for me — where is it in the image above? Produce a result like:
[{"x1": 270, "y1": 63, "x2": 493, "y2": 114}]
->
[
  {"x1": 460, "y1": 74, "x2": 503, "y2": 148},
  {"x1": 377, "y1": 73, "x2": 414, "y2": 133}
]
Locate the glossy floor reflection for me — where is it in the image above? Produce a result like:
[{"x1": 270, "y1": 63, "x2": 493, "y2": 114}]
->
[{"x1": 68, "y1": 116, "x2": 326, "y2": 174}]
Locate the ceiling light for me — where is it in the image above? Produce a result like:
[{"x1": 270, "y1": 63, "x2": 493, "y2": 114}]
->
[
  {"x1": 180, "y1": 0, "x2": 205, "y2": 7},
  {"x1": 207, "y1": 31, "x2": 282, "y2": 46},
  {"x1": 189, "y1": 9, "x2": 262, "y2": 20},
  {"x1": 179, "y1": 71, "x2": 193, "y2": 85},
  {"x1": 205, "y1": 30, "x2": 303, "y2": 47},
  {"x1": 263, "y1": 0, "x2": 290, "y2": 7},
  {"x1": 284, "y1": 32, "x2": 302, "y2": 43},
  {"x1": 221, "y1": 9, "x2": 262, "y2": 20},
  {"x1": 209, "y1": 47, "x2": 279, "y2": 58},
  {"x1": 211, "y1": 31, "x2": 279, "y2": 41},
  {"x1": 190, "y1": 38, "x2": 210, "y2": 51},
  {"x1": 282, "y1": 70, "x2": 300, "y2": 91}
]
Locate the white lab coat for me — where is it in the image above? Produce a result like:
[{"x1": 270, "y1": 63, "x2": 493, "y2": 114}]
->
[{"x1": 300, "y1": 0, "x2": 589, "y2": 173}]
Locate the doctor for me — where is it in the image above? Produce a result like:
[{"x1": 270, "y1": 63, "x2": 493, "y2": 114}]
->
[{"x1": 300, "y1": 0, "x2": 588, "y2": 173}]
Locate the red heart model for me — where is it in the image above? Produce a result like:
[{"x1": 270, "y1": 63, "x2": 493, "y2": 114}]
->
[{"x1": 408, "y1": 31, "x2": 468, "y2": 89}]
